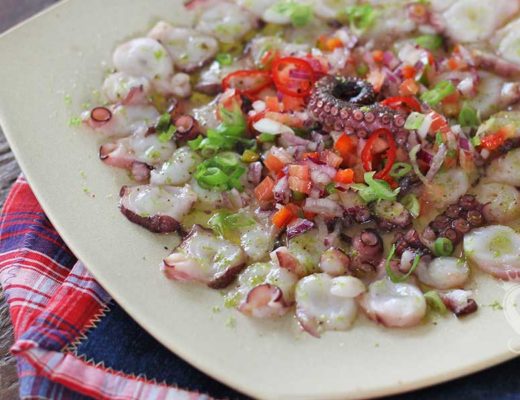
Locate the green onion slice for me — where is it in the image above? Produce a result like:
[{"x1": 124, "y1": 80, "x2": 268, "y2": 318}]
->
[
  {"x1": 384, "y1": 244, "x2": 421, "y2": 283},
  {"x1": 434, "y1": 237, "x2": 454, "y2": 256},
  {"x1": 458, "y1": 102, "x2": 480, "y2": 128},
  {"x1": 421, "y1": 81, "x2": 456, "y2": 106},
  {"x1": 404, "y1": 112, "x2": 425, "y2": 130},
  {"x1": 390, "y1": 162, "x2": 412, "y2": 179},
  {"x1": 415, "y1": 34, "x2": 443, "y2": 50},
  {"x1": 401, "y1": 194, "x2": 420, "y2": 218},
  {"x1": 351, "y1": 172, "x2": 400, "y2": 203},
  {"x1": 216, "y1": 53, "x2": 233, "y2": 66},
  {"x1": 424, "y1": 290, "x2": 448, "y2": 314}
]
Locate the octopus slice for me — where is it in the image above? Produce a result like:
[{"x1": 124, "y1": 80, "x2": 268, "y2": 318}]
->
[
  {"x1": 113, "y1": 37, "x2": 173, "y2": 81},
  {"x1": 102, "y1": 72, "x2": 151, "y2": 104},
  {"x1": 150, "y1": 147, "x2": 201, "y2": 186},
  {"x1": 349, "y1": 229, "x2": 384, "y2": 279},
  {"x1": 359, "y1": 278, "x2": 427, "y2": 328},
  {"x1": 308, "y1": 76, "x2": 407, "y2": 138},
  {"x1": 120, "y1": 185, "x2": 197, "y2": 233},
  {"x1": 312, "y1": 0, "x2": 356, "y2": 20},
  {"x1": 272, "y1": 229, "x2": 325, "y2": 277},
  {"x1": 474, "y1": 182, "x2": 520, "y2": 223},
  {"x1": 423, "y1": 168, "x2": 470, "y2": 210},
  {"x1": 195, "y1": 57, "x2": 255, "y2": 95},
  {"x1": 372, "y1": 200, "x2": 412, "y2": 231},
  {"x1": 240, "y1": 223, "x2": 276, "y2": 262},
  {"x1": 494, "y1": 18, "x2": 520, "y2": 66},
  {"x1": 319, "y1": 247, "x2": 350, "y2": 277},
  {"x1": 189, "y1": 178, "x2": 225, "y2": 209},
  {"x1": 295, "y1": 273, "x2": 365, "y2": 337},
  {"x1": 416, "y1": 257, "x2": 469, "y2": 290},
  {"x1": 440, "y1": 0, "x2": 518, "y2": 43},
  {"x1": 87, "y1": 104, "x2": 160, "y2": 138},
  {"x1": 237, "y1": 262, "x2": 298, "y2": 318},
  {"x1": 100, "y1": 128, "x2": 176, "y2": 169},
  {"x1": 422, "y1": 194, "x2": 486, "y2": 248},
  {"x1": 162, "y1": 225, "x2": 246, "y2": 288},
  {"x1": 195, "y1": 1, "x2": 257, "y2": 43},
  {"x1": 485, "y1": 148, "x2": 520, "y2": 187},
  {"x1": 235, "y1": 0, "x2": 277, "y2": 18},
  {"x1": 440, "y1": 289, "x2": 478, "y2": 317},
  {"x1": 464, "y1": 225, "x2": 520, "y2": 281},
  {"x1": 147, "y1": 22, "x2": 218, "y2": 72}
]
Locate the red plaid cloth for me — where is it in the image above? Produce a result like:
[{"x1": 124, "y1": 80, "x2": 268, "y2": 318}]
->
[{"x1": 0, "y1": 176, "x2": 210, "y2": 400}]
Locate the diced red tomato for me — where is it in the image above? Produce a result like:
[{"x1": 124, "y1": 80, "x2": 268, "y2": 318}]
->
[
  {"x1": 334, "y1": 169, "x2": 354, "y2": 184},
  {"x1": 399, "y1": 79, "x2": 420, "y2": 96},
  {"x1": 254, "y1": 177, "x2": 274, "y2": 202},
  {"x1": 372, "y1": 50, "x2": 384, "y2": 63},
  {"x1": 401, "y1": 65, "x2": 417, "y2": 80},
  {"x1": 302, "y1": 152, "x2": 320, "y2": 162},
  {"x1": 272, "y1": 205, "x2": 297, "y2": 229},
  {"x1": 288, "y1": 164, "x2": 310, "y2": 180},
  {"x1": 320, "y1": 150, "x2": 343, "y2": 168},
  {"x1": 334, "y1": 133, "x2": 355, "y2": 159},
  {"x1": 264, "y1": 154, "x2": 285, "y2": 174},
  {"x1": 265, "y1": 96, "x2": 282, "y2": 112},
  {"x1": 429, "y1": 111, "x2": 451, "y2": 135},
  {"x1": 288, "y1": 176, "x2": 311, "y2": 194}
]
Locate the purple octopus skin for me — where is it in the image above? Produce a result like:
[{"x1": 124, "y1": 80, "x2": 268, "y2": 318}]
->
[
  {"x1": 394, "y1": 194, "x2": 487, "y2": 257},
  {"x1": 308, "y1": 75, "x2": 408, "y2": 138},
  {"x1": 119, "y1": 186, "x2": 181, "y2": 233},
  {"x1": 120, "y1": 207, "x2": 180, "y2": 233},
  {"x1": 349, "y1": 229, "x2": 384, "y2": 278}
]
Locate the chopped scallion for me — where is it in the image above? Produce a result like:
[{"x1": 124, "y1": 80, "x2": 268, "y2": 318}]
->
[
  {"x1": 421, "y1": 81, "x2": 455, "y2": 106},
  {"x1": 390, "y1": 162, "x2": 412, "y2": 179},
  {"x1": 458, "y1": 103, "x2": 480, "y2": 128},
  {"x1": 384, "y1": 244, "x2": 421, "y2": 283},
  {"x1": 424, "y1": 290, "x2": 448, "y2": 314},
  {"x1": 404, "y1": 112, "x2": 425, "y2": 130},
  {"x1": 415, "y1": 34, "x2": 443, "y2": 51},
  {"x1": 351, "y1": 172, "x2": 400, "y2": 203},
  {"x1": 433, "y1": 237, "x2": 454, "y2": 256},
  {"x1": 401, "y1": 194, "x2": 420, "y2": 218},
  {"x1": 216, "y1": 53, "x2": 233, "y2": 66}
]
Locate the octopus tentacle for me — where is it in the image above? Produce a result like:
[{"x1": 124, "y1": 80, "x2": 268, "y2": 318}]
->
[{"x1": 308, "y1": 75, "x2": 407, "y2": 138}]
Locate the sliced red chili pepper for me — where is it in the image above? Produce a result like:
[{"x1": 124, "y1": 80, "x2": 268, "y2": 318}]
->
[
  {"x1": 222, "y1": 70, "x2": 272, "y2": 97},
  {"x1": 361, "y1": 128, "x2": 397, "y2": 180},
  {"x1": 272, "y1": 57, "x2": 315, "y2": 98},
  {"x1": 380, "y1": 96, "x2": 422, "y2": 112}
]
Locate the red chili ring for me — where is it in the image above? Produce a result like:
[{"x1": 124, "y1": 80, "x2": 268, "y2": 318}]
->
[
  {"x1": 222, "y1": 70, "x2": 273, "y2": 97},
  {"x1": 380, "y1": 96, "x2": 422, "y2": 112},
  {"x1": 361, "y1": 128, "x2": 397, "y2": 180},
  {"x1": 272, "y1": 56, "x2": 315, "y2": 98}
]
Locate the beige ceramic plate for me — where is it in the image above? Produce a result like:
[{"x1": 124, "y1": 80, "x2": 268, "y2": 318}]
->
[{"x1": 1, "y1": 1, "x2": 519, "y2": 398}]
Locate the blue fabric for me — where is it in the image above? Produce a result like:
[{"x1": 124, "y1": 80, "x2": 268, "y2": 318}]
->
[
  {"x1": 74, "y1": 301, "x2": 246, "y2": 400},
  {"x1": 73, "y1": 300, "x2": 520, "y2": 400}
]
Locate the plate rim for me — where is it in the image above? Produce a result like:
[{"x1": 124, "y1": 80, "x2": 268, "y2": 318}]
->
[{"x1": 0, "y1": 2, "x2": 518, "y2": 399}]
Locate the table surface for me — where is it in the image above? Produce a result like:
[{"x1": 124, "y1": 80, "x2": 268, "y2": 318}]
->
[{"x1": 0, "y1": 2, "x2": 60, "y2": 398}]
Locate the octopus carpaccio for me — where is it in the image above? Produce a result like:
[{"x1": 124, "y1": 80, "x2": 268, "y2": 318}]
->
[{"x1": 80, "y1": 0, "x2": 520, "y2": 337}]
